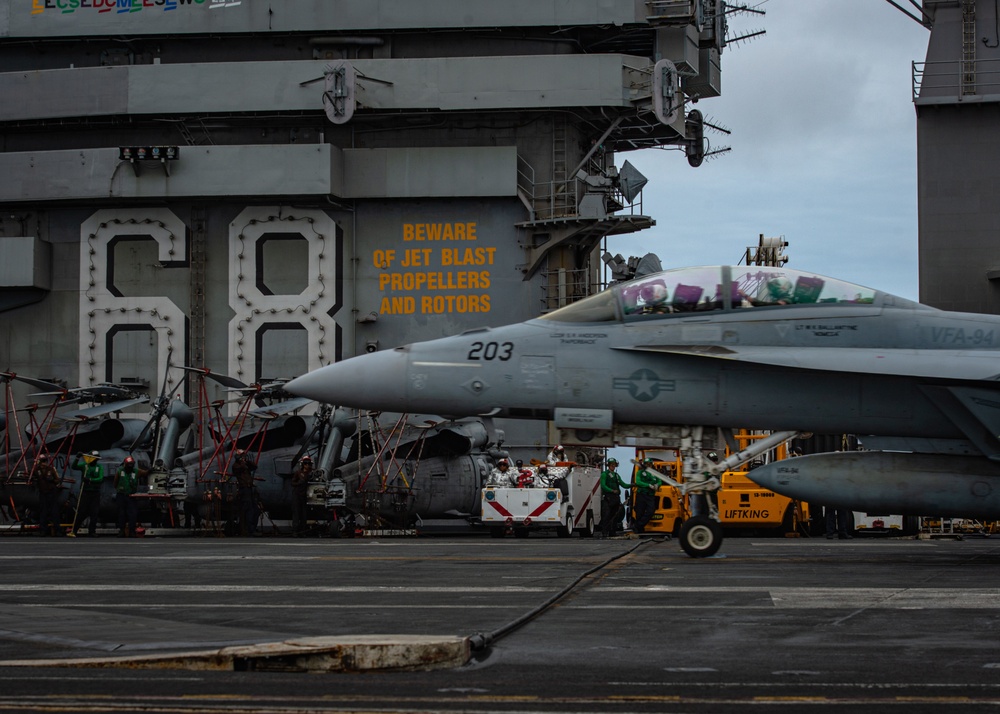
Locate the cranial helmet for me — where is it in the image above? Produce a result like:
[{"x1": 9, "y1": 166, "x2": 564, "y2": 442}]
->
[
  {"x1": 640, "y1": 283, "x2": 668, "y2": 304},
  {"x1": 90, "y1": 450, "x2": 100, "y2": 457},
  {"x1": 607, "y1": 458, "x2": 618, "y2": 466},
  {"x1": 124, "y1": 456, "x2": 135, "y2": 465},
  {"x1": 498, "y1": 459, "x2": 509, "y2": 468},
  {"x1": 301, "y1": 455, "x2": 312, "y2": 462},
  {"x1": 766, "y1": 276, "x2": 793, "y2": 300}
]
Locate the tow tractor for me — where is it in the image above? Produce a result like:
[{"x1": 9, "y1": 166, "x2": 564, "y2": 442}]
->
[
  {"x1": 627, "y1": 429, "x2": 801, "y2": 557},
  {"x1": 481, "y1": 463, "x2": 601, "y2": 538},
  {"x1": 633, "y1": 431, "x2": 809, "y2": 542}
]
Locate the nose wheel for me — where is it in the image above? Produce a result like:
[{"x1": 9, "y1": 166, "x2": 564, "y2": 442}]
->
[{"x1": 679, "y1": 515, "x2": 723, "y2": 558}]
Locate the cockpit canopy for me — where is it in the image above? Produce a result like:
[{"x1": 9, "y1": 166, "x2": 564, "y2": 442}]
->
[{"x1": 538, "y1": 266, "x2": 887, "y2": 323}]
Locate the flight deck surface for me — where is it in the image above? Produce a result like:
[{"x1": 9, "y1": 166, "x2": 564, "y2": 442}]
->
[{"x1": 0, "y1": 534, "x2": 997, "y2": 713}]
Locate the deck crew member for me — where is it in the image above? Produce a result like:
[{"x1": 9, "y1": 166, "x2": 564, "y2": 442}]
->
[
  {"x1": 546, "y1": 445, "x2": 567, "y2": 465},
  {"x1": 232, "y1": 449, "x2": 260, "y2": 536},
  {"x1": 599, "y1": 458, "x2": 629, "y2": 537},
  {"x1": 290, "y1": 455, "x2": 313, "y2": 536},
  {"x1": 72, "y1": 451, "x2": 105, "y2": 537},
  {"x1": 536, "y1": 463, "x2": 549, "y2": 482},
  {"x1": 488, "y1": 458, "x2": 513, "y2": 486},
  {"x1": 34, "y1": 453, "x2": 62, "y2": 537},
  {"x1": 825, "y1": 507, "x2": 852, "y2": 540},
  {"x1": 113, "y1": 456, "x2": 143, "y2": 537},
  {"x1": 631, "y1": 458, "x2": 660, "y2": 534}
]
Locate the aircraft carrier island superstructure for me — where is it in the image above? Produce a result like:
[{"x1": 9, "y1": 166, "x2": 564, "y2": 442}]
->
[
  {"x1": 0, "y1": 0, "x2": 731, "y2": 448},
  {"x1": 915, "y1": 0, "x2": 1000, "y2": 314}
]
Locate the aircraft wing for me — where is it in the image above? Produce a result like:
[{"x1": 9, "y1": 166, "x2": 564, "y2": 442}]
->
[{"x1": 618, "y1": 345, "x2": 1000, "y2": 381}]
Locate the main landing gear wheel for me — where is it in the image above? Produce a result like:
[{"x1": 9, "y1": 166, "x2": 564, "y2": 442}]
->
[{"x1": 679, "y1": 515, "x2": 723, "y2": 558}]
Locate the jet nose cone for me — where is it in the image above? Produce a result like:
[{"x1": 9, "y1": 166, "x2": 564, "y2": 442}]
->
[{"x1": 286, "y1": 349, "x2": 409, "y2": 410}]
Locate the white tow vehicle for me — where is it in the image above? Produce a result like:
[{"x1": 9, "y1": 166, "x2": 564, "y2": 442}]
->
[{"x1": 481, "y1": 464, "x2": 602, "y2": 537}]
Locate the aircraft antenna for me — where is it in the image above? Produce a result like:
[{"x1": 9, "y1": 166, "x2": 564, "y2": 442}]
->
[{"x1": 882, "y1": 0, "x2": 932, "y2": 28}]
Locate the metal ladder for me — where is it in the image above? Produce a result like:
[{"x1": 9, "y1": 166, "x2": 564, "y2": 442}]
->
[
  {"x1": 552, "y1": 118, "x2": 567, "y2": 185},
  {"x1": 549, "y1": 117, "x2": 574, "y2": 218},
  {"x1": 962, "y1": 0, "x2": 977, "y2": 96}
]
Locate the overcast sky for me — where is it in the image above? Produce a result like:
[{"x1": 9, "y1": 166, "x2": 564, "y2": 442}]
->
[{"x1": 609, "y1": 0, "x2": 930, "y2": 301}]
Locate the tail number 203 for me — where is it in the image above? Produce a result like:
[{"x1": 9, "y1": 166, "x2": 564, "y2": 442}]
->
[{"x1": 467, "y1": 341, "x2": 514, "y2": 361}]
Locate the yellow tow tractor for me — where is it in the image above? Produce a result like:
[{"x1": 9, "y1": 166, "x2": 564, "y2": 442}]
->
[{"x1": 628, "y1": 430, "x2": 809, "y2": 542}]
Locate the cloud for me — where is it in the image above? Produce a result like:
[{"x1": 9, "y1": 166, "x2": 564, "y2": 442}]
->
[{"x1": 611, "y1": 0, "x2": 929, "y2": 300}]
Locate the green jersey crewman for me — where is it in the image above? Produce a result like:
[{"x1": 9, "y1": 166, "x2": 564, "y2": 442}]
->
[
  {"x1": 71, "y1": 450, "x2": 105, "y2": 537},
  {"x1": 114, "y1": 455, "x2": 144, "y2": 537},
  {"x1": 632, "y1": 458, "x2": 661, "y2": 534},
  {"x1": 599, "y1": 458, "x2": 630, "y2": 537}
]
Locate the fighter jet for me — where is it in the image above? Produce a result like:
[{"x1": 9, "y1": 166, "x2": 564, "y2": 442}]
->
[{"x1": 287, "y1": 265, "x2": 1000, "y2": 554}]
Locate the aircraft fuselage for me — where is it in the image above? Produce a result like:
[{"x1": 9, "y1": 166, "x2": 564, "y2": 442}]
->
[{"x1": 289, "y1": 304, "x2": 999, "y2": 440}]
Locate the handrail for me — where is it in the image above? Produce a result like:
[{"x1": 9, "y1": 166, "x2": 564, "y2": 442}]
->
[
  {"x1": 913, "y1": 58, "x2": 1000, "y2": 100},
  {"x1": 517, "y1": 154, "x2": 646, "y2": 224}
]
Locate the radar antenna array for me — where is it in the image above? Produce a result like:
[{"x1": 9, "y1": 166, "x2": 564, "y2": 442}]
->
[{"x1": 723, "y1": 1, "x2": 767, "y2": 16}]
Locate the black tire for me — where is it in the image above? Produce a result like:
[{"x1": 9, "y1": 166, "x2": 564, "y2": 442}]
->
[
  {"x1": 780, "y1": 504, "x2": 797, "y2": 537},
  {"x1": 557, "y1": 509, "x2": 573, "y2": 538},
  {"x1": 679, "y1": 515, "x2": 724, "y2": 558},
  {"x1": 489, "y1": 526, "x2": 505, "y2": 538},
  {"x1": 513, "y1": 527, "x2": 530, "y2": 538},
  {"x1": 579, "y1": 511, "x2": 595, "y2": 538}
]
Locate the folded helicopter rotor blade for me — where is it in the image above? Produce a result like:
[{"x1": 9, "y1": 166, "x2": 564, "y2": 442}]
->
[
  {"x1": 57, "y1": 397, "x2": 149, "y2": 422},
  {"x1": 179, "y1": 365, "x2": 248, "y2": 390},
  {"x1": 248, "y1": 397, "x2": 313, "y2": 419}
]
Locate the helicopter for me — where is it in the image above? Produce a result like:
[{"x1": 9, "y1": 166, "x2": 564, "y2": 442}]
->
[
  {"x1": 0, "y1": 372, "x2": 158, "y2": 530},
  {"x1": 1, "y1": 365, "x2": 510, "y2": 536}
]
